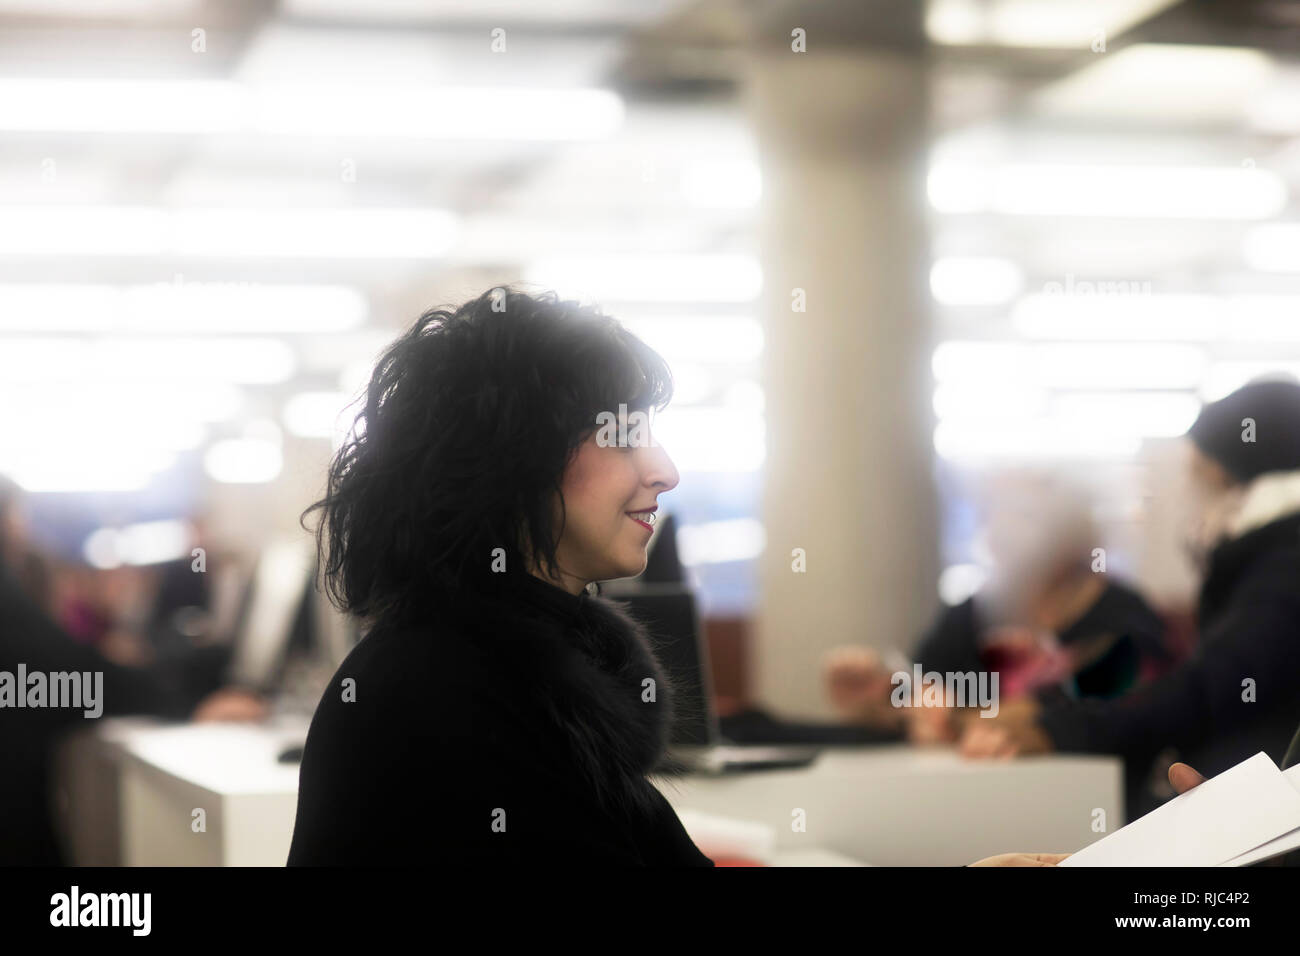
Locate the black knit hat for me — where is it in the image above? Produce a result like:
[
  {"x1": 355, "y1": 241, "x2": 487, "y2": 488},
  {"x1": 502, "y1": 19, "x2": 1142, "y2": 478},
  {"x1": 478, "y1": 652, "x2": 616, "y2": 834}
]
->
[{"x1": 1187, "y1": 378, "x2": 1300, "y2": 484}]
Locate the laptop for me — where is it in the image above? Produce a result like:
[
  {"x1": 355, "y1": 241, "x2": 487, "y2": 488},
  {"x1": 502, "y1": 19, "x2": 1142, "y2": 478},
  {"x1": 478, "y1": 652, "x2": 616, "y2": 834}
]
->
[{"x1": 611, "y1": 585, "x2": 821, "y2": 775}]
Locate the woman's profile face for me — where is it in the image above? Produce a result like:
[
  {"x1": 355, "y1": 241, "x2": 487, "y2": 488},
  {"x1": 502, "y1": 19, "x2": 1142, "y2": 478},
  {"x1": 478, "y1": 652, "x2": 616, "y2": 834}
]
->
[
  {"x1": 1186, "y1": 442, "x2": 1235, "y2": 500},
  {"x1": 550, "y1": 412, "x2": 679, "y2": 591},
  {"x1": 1179, "y1": 441, "x2": 1243, "y2": 564}
]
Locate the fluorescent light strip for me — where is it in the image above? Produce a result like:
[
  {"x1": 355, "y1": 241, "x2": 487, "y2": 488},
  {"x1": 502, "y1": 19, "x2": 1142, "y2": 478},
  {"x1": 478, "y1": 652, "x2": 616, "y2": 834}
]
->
[
  {"x1": 0, "y1": 79, "x2": 245, "y2": 133},
  {"x1": 84, "y1": 519, "x2": 192, "y2": 570},
  {"x1": 619, "y1": 316, "x2": 764, "y2": 363},
  {"x1": 679, "y1": 162, "x2": 762, "y2": 209},
  {"x1": 1243, "y1": 224, "x2": 1300, "y2": 273},
  {"x1": 1013, "y1": 293, "x2": 1300, "y2": 342},
  {"x1": 0, "y1": 206, "x2": 456, "y2": 259},
  {"x1": 124, "y1": 283, "x2": 368, "y2": 330},
  {"x1": 204, "y1": 438, "x2": 283, "y2": 484},
  {"x1": 0, "y1": 382, "x2": 241, "y2": 422},
  {"x1": 1203, "y1": 362, "x2": 1300, "y2": 400},
  {"x1": 934, "y1": 421, "x2": 1142, "y2": 461},
  {"x1": 0, "y1": 337, "x2": 295, "y2": 384},
  {"x1": 932, "y1": 341, "x2": 1207, "y2": 389},
  {"x1": 254, "y1": 85, "x2": 623, "y2": 140},
  {"x1": 524, "y1": 255, "x2": 762, "y2": 303},
  {"x1": 930, "y1": 256, "x2": 1024, "y2": 306},
  {"x1": 929, "y1": 163, "x2": 1287, "y2": 219},
  {"x1": 934, "y1": 385, "x2": 1199, "y2": 436},
  {"x1": 0, "y1": 417, "x2": 205, "y2": 452},
  {"x1": 171, "y1": 208, "x2": 456, "y2": 258},
  {"x1": 0, "y1": 283, "x2": 368, "y2": 331},
  {"x1": 0, "y1": 78, "x2": 623, "y2": 140},
  {"x1": 283, "y1": 391, "x2": 354, "y2": 439},
  {"x1": 926, "y1": 0, "x2": 1177, "y2": 48},
  {"x1": 1013, "y1": 294, "x2": 1218, "y2": 340},
  {"x1": 1051, "y1": 391, "x2": 1201, "y2": 437},
  {"x1": 933, "y1": 382, "x2": 1046, "y2": 420},
  {"x1": 8, "y1": 449, "x2": 177, "y2": 493}
]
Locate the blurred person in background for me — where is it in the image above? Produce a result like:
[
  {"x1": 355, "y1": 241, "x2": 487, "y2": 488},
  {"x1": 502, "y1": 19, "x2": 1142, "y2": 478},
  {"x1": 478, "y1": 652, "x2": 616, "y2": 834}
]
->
[
  {"x1": 144, "y1": 514, "x2": 258, "y2": 707},
  {"x1": 48, "y1": 561, "x2": 155, "y2": 666},
  {"x1": 824, "y1": 470, "x2": 1169, "y2": 747},
  {"x1": 0, "y1": 474, "x2": 267, "y2": 865},
  {"x1": 961, "y1": 379, "x2": 1300, "y2": 819},
  {"x1": 54, "y1": 562, "x2": 112, "y2": 647}
]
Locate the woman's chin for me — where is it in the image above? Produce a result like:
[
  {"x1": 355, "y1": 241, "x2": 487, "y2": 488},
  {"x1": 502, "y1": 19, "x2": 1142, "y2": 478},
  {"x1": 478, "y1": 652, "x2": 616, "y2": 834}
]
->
[{"x1": 601, "y1": 554, "x2": 649, "y2": 582}]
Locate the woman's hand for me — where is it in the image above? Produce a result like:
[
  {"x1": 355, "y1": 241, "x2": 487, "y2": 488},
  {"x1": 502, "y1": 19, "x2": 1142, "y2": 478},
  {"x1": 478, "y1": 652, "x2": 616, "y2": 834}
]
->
[
  {"x1": 969, "y1": 852, "x2": 1071, "y2": 866},
  {"x1": 190, "y1": 687, "x2": 270, "y2": 723},
  {"x1": 1168, "y1": 762, "x2": 1206, "y2": 794}
]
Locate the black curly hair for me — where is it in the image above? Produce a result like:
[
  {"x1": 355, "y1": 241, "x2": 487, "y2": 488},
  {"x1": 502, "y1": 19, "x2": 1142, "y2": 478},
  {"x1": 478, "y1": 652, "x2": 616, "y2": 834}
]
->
[{"x1": 302, "y1": 286, "x2": 673, "y2": 630}]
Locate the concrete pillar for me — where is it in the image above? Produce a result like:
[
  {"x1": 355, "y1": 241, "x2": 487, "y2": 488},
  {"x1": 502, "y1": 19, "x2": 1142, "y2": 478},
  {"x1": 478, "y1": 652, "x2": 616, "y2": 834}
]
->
[{"x1": 742, "y1": 43, "x2": 940, "y2": 718}]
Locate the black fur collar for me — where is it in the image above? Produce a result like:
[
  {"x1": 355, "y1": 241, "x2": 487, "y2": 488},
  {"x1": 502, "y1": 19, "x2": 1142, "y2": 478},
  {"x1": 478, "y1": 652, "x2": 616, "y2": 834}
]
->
[{"x1": 435, "y1": 573, "x2": 679, "y2": 817}]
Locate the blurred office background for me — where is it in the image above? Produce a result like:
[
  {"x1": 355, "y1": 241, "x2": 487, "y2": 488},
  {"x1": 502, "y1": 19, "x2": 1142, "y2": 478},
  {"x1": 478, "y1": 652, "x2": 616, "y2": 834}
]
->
[{"x1": 1, "y1": 0, "x2": 1298, "y2": 725}]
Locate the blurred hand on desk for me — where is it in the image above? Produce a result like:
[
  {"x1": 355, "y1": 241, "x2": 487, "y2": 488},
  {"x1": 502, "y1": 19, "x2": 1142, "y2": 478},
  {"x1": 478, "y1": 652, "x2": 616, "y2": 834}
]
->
[
  {"x1": 957, "y1": 697, "x2": 1053, "y2": 758},
  {"x1": 823, "y1": 645, "x2": 1054, "y2": 753},
  {"x1": 904, "y1": 704, "x2": 959, "y2": 745},
  {"x1": 904, "y1": 696, "x2": 1048, "y2": 751},
  {"x1": 190, "y1": 687, "x2": 270, "y2": 723},
  {"x1": 823, "y1": 645, "x2": 904, "y2": 730}
]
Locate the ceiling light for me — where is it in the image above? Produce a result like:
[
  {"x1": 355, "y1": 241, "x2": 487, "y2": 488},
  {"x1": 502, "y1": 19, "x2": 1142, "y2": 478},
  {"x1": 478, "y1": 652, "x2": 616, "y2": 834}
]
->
[{"x1": 929, "y1": 164, "x2": 1286, "y2": 219}]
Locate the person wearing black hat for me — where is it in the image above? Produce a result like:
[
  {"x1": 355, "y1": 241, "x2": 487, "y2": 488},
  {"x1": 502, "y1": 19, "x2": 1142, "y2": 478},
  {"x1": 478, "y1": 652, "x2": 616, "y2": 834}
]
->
[{"x1": 960, "y1": 378, "x2": 1300, "y2": 819}]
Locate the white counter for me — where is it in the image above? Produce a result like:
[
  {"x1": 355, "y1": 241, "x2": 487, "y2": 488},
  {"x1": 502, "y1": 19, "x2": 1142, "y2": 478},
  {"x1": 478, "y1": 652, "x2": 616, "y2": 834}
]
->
[
  {"x1": 55, "y1": 720, "x2": 1121, "y2": 867},
  {"x1": 653, "y1": 745, "x2": 1122, "y2": 866}
]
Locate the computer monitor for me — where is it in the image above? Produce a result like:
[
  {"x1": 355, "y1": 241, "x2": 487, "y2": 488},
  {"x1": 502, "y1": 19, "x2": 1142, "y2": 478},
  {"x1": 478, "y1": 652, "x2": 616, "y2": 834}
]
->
[
  {"x1": 226, "y1": 538, "x2": 337, "y2": 693},
  {"x1": 640, "y1": 512, "x2": 685, "y2": 584}
]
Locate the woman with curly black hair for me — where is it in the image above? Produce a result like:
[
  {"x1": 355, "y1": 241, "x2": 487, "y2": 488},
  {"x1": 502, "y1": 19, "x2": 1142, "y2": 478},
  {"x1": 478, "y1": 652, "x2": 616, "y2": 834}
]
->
[{"x1": 286, "y1": 287, "x2": 712, "y2": 866}]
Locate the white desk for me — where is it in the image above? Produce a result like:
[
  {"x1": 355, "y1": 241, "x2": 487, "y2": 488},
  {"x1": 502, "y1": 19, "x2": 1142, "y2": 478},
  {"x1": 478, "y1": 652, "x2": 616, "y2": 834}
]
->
[
  {"x1": 56, "y1": 722, "x2": 1120, "y2": 867},
  {"x1": 653, "y1": 745, "x2": 1122, "y2": 866},
  {"x1": 56, "y1": 716, "x2": 309, "y2": 867}
]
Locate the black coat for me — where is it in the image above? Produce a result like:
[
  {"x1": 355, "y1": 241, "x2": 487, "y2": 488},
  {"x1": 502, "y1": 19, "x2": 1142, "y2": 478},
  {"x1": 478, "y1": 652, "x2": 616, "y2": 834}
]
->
[
  {"x1": 286, "y1": 572, "x2": 714, "y2": 866},
  {"x1": 1039, "y1": 512, "x2": 1300, "y2": 783}
]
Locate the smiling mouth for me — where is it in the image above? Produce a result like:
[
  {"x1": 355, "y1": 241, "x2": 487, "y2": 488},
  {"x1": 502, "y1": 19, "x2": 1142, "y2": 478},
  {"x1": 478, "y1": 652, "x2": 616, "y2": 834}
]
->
[{"x1": 627, "y1": 509, "x2": 657, "y2": 531}]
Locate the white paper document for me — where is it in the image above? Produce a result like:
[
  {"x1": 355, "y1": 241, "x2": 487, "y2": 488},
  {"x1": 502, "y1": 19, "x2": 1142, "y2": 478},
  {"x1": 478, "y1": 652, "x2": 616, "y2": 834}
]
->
[
  {"x1": 1219, "y1": 763, "x2": 1300, "y2": 866},
  {"x1": 1060, "y1": 752, "x2": 1300, "y2": 867}
]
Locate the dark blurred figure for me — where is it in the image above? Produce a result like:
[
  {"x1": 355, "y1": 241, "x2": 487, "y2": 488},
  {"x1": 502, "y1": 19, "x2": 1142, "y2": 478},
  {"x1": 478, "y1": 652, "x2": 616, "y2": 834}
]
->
[
  {"x1": 961, "y1": 379, "x2": 1300, "y2": 819},
  {"x1": 143, "y1": 516, "x2": 253, "y2": 706},
  {"x1": 0, "y1": 475, "x2": 264, "y2": 865}
]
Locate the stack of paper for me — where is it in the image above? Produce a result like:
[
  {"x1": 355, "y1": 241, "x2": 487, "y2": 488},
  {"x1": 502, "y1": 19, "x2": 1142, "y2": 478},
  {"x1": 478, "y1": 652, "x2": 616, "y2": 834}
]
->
[{"x1": 1061, "y1": 752, "x2": 1300, "y2": 867}]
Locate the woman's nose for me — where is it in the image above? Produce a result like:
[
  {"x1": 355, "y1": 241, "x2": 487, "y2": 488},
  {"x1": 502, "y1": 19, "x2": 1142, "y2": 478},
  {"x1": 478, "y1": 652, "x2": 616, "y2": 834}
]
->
[{"x1": 640, "y1": 441, "x2": 679, "y2": 493}]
